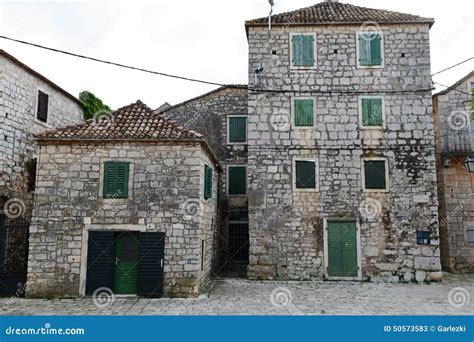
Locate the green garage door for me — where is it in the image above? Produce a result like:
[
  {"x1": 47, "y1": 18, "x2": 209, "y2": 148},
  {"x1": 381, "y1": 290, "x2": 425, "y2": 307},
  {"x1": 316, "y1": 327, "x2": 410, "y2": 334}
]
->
[{"x1": 327, "y1": 221, "x2": 358, "y2": 277}]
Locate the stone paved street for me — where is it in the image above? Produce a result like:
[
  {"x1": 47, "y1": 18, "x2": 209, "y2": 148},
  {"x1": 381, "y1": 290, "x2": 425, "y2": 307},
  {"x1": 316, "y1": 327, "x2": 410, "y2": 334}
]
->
[{"x1": 0, "y1": 274, "x2": 472, "y2": 316}]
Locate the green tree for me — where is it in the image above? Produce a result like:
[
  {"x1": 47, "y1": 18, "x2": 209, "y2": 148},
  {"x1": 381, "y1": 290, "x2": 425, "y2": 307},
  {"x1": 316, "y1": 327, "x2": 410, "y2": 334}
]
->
[{"x1": 79, "y1": 90, "x2": 112, "y2": 120}]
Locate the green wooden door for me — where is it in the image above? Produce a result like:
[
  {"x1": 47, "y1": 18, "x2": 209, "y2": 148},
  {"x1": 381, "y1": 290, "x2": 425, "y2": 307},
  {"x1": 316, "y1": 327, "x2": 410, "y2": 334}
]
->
[
  {"x1": 113, "y1": 232, "x2": 139, "y2": 294},
  {"x1": 327, "y1": 221, "x2": 358, "y2": 277}
]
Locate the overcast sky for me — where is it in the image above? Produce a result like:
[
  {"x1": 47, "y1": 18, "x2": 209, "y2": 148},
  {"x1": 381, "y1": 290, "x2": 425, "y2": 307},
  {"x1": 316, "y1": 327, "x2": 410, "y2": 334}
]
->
[{"x1": 0, "y1": 0, "x2": 473, "y2": 110}]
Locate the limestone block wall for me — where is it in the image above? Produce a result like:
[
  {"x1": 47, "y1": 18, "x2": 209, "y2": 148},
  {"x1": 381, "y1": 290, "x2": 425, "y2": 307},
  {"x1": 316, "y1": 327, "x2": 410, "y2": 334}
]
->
[
  {"x1": 247, "y1": 24, "x2": 441, "y2": 282},
  {"x1": 27, "y1": 141, "x2": 218, "y2": 297}
]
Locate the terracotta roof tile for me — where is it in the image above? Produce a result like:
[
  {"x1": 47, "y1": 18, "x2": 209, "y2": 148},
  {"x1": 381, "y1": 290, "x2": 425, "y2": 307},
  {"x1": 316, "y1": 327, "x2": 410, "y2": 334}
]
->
[
  {"x1": 34, "y1": 100, "x2": 202, "y2": 141},
  {"x1": 245, "y1": 1, "x2": 434, "y2": 27}
]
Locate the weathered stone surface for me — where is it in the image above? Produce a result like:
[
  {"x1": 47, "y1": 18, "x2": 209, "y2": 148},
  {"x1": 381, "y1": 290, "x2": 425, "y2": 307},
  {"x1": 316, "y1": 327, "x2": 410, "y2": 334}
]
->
[
  {"x1": 426, "y1": 271, "x2": 443, "y2": 282},
  {"x1": 415, "y1": 271, "x2": 426, "y2": 282},
  {"x1": 414, "y1": 257, "x2": 442, "y2": 271}
]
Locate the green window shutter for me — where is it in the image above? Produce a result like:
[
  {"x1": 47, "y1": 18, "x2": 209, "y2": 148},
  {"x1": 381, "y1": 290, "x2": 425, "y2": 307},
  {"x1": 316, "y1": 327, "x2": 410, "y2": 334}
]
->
[
  {"x1": 294, "y1": 99, "x2": 314, "y2": 126},
  {"x1": 359, "y1": 33, "x2": 370, "y2": 66},
  {"x1": 229, "y1": 117, "x2": 247, "y2": 143},
  {"x1": 295, "y1": 160, "x2": 316, "y2": 189},
  {"x1": 362, "y1": 98, "x2": 383, "y2": 126},
  {"x1": 228, "y1": 166, "x2": 246, "y2": 195},
  {"x1": 370, "y1": 34, "x2": 382, "y2": 65},
  {"x1": 292, "y1": 35, "x2": 304, "y2": 66},
  {"x1": 302, "y1": 35, "x2": 315, "y2": 66},
  {"x1": 364, "y1": 160, "x2": 386, "y2": 190},
  {"x1": 204, "y1": 165, "x2": 212, "y2": 200},
  {"x1": 103, "y1": 162, "x2": 129, "y2": 198}
]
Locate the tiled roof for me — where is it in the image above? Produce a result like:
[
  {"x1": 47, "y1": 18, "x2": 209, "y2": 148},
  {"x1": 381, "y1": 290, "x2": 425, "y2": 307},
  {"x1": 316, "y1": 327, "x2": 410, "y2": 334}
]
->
[
  {"x1": 34, "y1": 100, "x2": 203, "y2": 141},
  {"x1": 245, "y1": 1, "x2": 434, "y2": 27}
]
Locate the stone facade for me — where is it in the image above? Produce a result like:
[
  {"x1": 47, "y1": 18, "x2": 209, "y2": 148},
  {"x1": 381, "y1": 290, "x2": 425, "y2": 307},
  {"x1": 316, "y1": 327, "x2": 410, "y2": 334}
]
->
[
  {"x1": 433, "y1": 72, "x2": 474, "y2": 272},
  {"x1": 0, "y1": 50, "x2": 84, "y2": 221},
  {"x1": 246, "y1": 24, "x2": 441, "y2": 282},
  {"x1": 27, "y1": 141, "x2": 218, "y2": 298}
]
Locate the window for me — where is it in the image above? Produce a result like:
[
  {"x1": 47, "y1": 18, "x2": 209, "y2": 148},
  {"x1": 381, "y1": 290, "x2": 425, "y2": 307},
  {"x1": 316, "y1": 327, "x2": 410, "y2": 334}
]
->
[
  {"x1": 103, "y1": 162, "x2": 130, "y2": 199},
  {"x1": 360, "y1": 97, "x2": 384, "y2": 127},
  {"x1": 293, "y1": 98, "x2": 314, "y2": 127},
  {"x1": 36, "y1": 90, "x2": 49, "y2": 122},
  {"x1": 294, "y1": 159, "x2": 317, "y2": 190},
  {"x1": 204, "y1": 164, "x2": 212, "y2": 200},
  {"x1": 416, "y1": 231, "x2": 431, "y2": 245},
  {"x1": 27, "y1": 158, "x2": 37, "y2": 193},
  {"x1": 363, "y1": 159, "x2": 388, "y2": 191},
  {"x1": 291, "y1": 33, "x2": 316, "y2": 68},
  {"x1": 201, "y1": 239, "x2": 205, "y2": 271},
  {"x1": 227, "y1": 116, "x2": 247, "y2": 144},
  {"x1": 468, "y1": 224, "x2": 474, "y2": 246},
  {"x1": 228, "y1": 166, "x2": 246, "y2": 195},
  {"x1": 358, "y1": 32, "x2": 383, "y2": 67}
]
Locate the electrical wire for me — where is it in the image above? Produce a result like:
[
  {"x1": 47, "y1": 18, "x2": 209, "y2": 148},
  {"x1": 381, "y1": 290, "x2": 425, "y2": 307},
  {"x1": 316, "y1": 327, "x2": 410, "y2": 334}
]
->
[{"x1": 431, "y1": 57, "x2": 473, "y2": 77}]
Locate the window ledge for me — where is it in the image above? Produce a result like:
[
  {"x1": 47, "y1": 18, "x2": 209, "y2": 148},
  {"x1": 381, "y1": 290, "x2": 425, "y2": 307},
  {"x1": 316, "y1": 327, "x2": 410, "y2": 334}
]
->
[
  {"x1": 34, "y1": 119, "x2": 50, "y2": 128},
  {"x1": 363, "y1": 189, "x2": 389, "y2": 193}
]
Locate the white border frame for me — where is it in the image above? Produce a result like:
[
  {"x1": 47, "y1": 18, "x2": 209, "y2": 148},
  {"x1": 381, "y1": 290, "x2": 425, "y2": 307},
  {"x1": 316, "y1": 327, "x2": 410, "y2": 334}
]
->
[
  {"x1": 291, "y1": 97, "x2": 317, "y2": 129},
  {"x1": 356, "y1": 31, "x2": 385, "y2": 69},
  {"x1": 98, "y1": 159, "x2": 135, "y2": 201},
  {"x1": 323, "y1": 218, "x2": 362, "y2": 281},
  {"x1": 35, "y1": 87, "x2": 51, "y2": 126},
  {"x1": 361, "y1": 157, "x2": 389, "y2": 193},
  {"x1": 292, "y1": 157, "x2": 319, "y2": 192},
  {"x1": 227, "y1": 115, "x2": 248, "y2": 145},
  {"x1": 358, "y1": 96, "x2": 386, "y2": 129},
  {"x1": 226, "y1": 164, "x2": 247, "y2": 196},
  {"x1": 289, "y1": 32, "x2": 317, "y2": 71}
]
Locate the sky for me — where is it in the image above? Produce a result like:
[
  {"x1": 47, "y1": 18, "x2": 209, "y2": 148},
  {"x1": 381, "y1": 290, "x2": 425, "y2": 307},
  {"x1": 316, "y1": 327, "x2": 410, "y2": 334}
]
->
[{"x1": 0, "y1": 0, "x2": 473, "y2": 110}]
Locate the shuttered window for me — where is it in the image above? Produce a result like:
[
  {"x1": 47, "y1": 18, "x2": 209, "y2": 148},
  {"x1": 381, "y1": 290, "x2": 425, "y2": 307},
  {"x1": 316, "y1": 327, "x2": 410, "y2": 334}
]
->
[
  {"x1": 295, "y1": 160, "x2": 316, "y2": 189},
  {"x1": 204, "y1": 165, "x2": 212, "y2": 199},
  {"x1": 228, "y1": 117, "x2": 247, "y2": 143},
  {"x1": 364, "y1": 160, "x2": 387, "y2": 190},
  {"x1": 468, "y1": 224, "x2": 474, "y2": 246},
  {"x1": 294, "y1": 99, "x2": 314, "y2": 127},
  {"x1": 103, "y1": 162, "x2": 130, "y2": 198},
  {"x1": 228, "y1": 166, "x2": 246, "y2": 195},
  {"x1": 292, "y1": 34, "x2": 315, "y2": 67},
  {"x1": 36, "y1": 90, "x2": 49, "y2": 122},
  {"x1": 361, "y1": 98, "x2": 383, "y2": 126},
  {"x1": 359, "y1": 33, "x2": 382, "y2": 66}
]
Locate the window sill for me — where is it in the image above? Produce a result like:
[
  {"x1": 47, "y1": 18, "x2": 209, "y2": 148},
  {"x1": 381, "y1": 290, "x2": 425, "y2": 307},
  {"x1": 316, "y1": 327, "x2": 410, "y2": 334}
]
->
[
  {"x1": 360, "y1": 126, "x2": 385, "y2": 130},
  {"x1": 227, "y1": 142, "x2": 248, "y2": 146},
  {"x1": 363, "y1": 188, "x2": 389, "y2": 193},
  {"x1": 294, "y1": 188, "x2": 317, "y2": 192},
  {"x1": 357, "y1": 65, "x2": 384, "y2": 70},
  {"x1": 35, "y1": 119, "x2": 50, "y2": 128},
  {"x1": 290, "y1": 66, "x2": 318, "y2": 71},
  {"x1": 292, "y1": 126, "x2": 316, "y2": 130}
]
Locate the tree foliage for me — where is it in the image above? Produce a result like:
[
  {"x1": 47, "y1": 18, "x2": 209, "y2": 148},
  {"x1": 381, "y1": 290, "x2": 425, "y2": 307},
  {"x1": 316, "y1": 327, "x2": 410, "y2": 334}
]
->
[{"x1": 79, "y1": 90, "x2": 112, "y2": 120}]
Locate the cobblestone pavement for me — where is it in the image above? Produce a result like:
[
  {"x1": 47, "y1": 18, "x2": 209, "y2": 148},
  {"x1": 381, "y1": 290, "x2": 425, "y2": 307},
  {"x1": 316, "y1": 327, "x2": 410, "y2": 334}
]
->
[{"x1": 0, "y1": 273, "x2": 472, "y2": 315}]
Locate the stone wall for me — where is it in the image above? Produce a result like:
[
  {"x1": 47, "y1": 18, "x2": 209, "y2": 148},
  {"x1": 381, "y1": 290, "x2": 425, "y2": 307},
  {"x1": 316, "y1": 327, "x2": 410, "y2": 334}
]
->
[
  {"x1": 0, "y1": 54, "x2": 83, "y2": 220},
  {"x1": 27, "y1": 141, "x2": 218, "y2": 298},
  {"x1": 247, "y1": 24, "x2": 441, "y2": 282}
]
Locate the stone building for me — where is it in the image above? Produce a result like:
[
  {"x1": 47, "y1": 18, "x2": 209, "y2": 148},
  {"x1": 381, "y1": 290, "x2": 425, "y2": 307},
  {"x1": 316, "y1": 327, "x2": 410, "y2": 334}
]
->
[
  {"x1": 0, "y1": 49, "x2": 83, "y2": 294},
  {"x1": 245, "y1": 1, "x2": 442, "y2": 282},
  {"x1": 160, "y1": 85, "x2": 250, "y2": 275},
  {"x1": 433, "y1": 71, "x2": 474, "y2": 272},
  {"x1": 28, "y1": 101, "x2": 219, "y2": 297}
]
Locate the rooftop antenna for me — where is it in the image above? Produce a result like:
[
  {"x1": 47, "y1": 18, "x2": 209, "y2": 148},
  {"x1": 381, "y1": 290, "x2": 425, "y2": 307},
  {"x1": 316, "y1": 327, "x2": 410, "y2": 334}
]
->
[{"x1": 268, "y1": 0, "x2": 274, "y2": 31}]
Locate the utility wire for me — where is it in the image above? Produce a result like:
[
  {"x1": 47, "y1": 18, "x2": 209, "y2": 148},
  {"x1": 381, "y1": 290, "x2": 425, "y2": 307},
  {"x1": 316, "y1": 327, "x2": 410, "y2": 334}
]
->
[
  {"x1": 431, "y1": 57, "x2": 473, "y2": 77},
  {"x1": 433, "y1": 81, "x2": 472, "y2": 96}
]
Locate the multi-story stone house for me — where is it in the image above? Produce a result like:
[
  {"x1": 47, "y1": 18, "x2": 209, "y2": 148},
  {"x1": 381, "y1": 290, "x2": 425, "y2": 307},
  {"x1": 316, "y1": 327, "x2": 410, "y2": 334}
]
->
[
  {"x1": 245, "y1": 1, "x2": 442, "y2": 283},
  {"x1": 433, "y1": 71, "x2": 474, "y2": 272},
  {"x1": 28, "y1": 101, "x2": 219, "y2": 297},
  {"x1": 0, "y1": 49, "x2": 84, "y2": 294}
]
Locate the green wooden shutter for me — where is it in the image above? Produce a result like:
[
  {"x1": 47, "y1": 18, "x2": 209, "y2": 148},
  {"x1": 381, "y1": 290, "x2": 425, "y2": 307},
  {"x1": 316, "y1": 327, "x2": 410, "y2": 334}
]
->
[
  {"x1": 294, "y1": 99, "x2": 314, "y2": 126},
  {"x1": 359, "y1": 33, "x2": 370, "y2": 66},
  {"x1": 302, "y1": 35, "x2": 315, "y2": 66},
  {"x1": 362, "y1": 99, "x2": 371, "y2": 126},
  {"x1": 364, "y1": 160, "x2": 386, "y2": 190},
  {"x1": 229, "y1": 117, "x2": 247, "y2": 143},
  {"x1": 228, "y1": 166, "x2": 246, "y2": 195},
  {"x1": 295, "y1": 160, "x2": 316, "y2": 189},
  {"x1": 370, "y1": 34, "x2": 382, "y2": 65},
  {"x1": 292, "y1": 35, "x2": 304, "y2": 66},
  {"x1": 327, "y1": 221, "x2": 358, "y2": 277},
  {"x1": 362, "y1": 98, "x2": 383, "y2": 126},
  {"x1": 103, "y1": 162, "x2": 129, "y2": 198},
  {"x1": 204, "y1": 165, "x2": 212, "y2": 199}
]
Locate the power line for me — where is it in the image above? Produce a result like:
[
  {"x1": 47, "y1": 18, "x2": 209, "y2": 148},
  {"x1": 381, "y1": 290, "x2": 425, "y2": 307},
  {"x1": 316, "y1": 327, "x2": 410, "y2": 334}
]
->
[
  {"x1": 0, "y1": 35, "x2": 226, "y2": 87},
  {"x1": 431, "y1": 57, "x2": 473, "y2": 77},
  {"x1": 433, "y1": 81, "x2": 472, "y2": 96}
]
